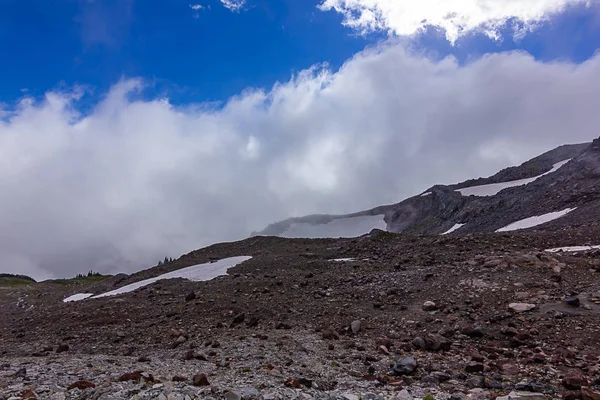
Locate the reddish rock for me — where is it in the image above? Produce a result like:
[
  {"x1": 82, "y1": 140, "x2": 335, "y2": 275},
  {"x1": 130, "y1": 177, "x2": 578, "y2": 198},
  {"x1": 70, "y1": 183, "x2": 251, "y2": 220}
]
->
[
  {"x1": 563, "y1": 370, "x2": 589, "y2": 390},
  {"x1": 424, "y1": 333, "x2": 451, "y2": 351},
  {"x1": 67, "y1": 380, "x2": 96, "y2": 390},
  {"x1": 284, "y1": 377, "x2": 301, "y2": 388},
  {"x1": 119, "y1": 371, "x2": 143, "y2": 382},
  {"x1": 118, "y1": 371, "x2": 155, "y2": 383},
  {"x1": 582, "y1": 387, "x2": 600, "y2": 400},
  {"x1": 19, "y1": 389, "x2": 36, "y2": 399}
]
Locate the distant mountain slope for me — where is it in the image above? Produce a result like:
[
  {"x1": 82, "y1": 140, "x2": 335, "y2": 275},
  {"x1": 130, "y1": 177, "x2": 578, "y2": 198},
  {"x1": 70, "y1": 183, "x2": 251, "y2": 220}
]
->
[{"x1": 255, "y1": 140, "x2": 595, "y2": 238}]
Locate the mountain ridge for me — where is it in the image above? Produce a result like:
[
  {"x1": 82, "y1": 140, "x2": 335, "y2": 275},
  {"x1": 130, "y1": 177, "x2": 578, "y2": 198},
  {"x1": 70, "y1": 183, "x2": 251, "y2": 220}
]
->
[{"x1": 254, "y1": 140, "x2": 596, "y2": 238}]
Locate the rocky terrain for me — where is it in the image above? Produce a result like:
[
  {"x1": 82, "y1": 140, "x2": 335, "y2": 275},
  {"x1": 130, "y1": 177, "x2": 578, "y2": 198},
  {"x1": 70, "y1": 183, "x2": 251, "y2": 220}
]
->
[
  {"x1": 2, "y1": 223, "x2": 600, "y2": 399},
  {"x1": 255, "y1": 139, "x2": 600, "y2": 238}
]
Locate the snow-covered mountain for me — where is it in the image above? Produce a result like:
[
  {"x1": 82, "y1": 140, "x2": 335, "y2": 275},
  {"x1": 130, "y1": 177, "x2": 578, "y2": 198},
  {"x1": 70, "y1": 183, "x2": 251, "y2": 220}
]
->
[{"x1": 255, "y1": 140, "x2": 600, "y2": 237}]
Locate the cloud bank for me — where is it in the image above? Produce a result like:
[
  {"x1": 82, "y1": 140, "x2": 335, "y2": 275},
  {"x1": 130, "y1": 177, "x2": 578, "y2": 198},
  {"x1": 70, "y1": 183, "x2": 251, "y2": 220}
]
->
[
  {"x1": 318, "y1": 0, "x2": 591, "y2": 42},
  {"x1": 2, "y1": 43, "x2": 600, "y2": 279}
]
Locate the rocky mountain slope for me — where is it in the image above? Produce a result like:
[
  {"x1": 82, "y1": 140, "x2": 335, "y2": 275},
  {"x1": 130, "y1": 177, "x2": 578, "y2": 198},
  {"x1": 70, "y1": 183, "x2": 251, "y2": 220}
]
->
[
  {"x1": 255, "y1": 141, "x2": 597, "y2": 238},
  {"x1": 2, "y1": 224, "x2": 600, "y2": 399},
  {"x1": 2, "y1": 138, "x2": 600, "y2": 400}
]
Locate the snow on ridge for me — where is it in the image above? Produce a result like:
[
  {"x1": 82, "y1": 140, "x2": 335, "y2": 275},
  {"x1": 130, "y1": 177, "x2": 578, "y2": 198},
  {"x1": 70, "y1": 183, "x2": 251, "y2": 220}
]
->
[
  {"x1": 545, "y1": 245, "x2": 600, "y2": 253},
  {"x1": 420, "y1": 192, "x2": 432, "y2": 197},
  {"x1": 457, "y1": 159, "x2": 572, "y2": 197},
  {"x1": 63, "y1": 293, "x2": 93, "y2": 302},
  {"x1": 442, "y1": 223, "x2": 465, "y2": 235},
  {"x1": 496, "y1": 208, "x2": 576, "y2": 232},
  {"x1": 281, "y1": 214, "x2": 386, "y2": 239},
  {"x1": 65, "y1": 256, "x2": 252, "y2": 302}
]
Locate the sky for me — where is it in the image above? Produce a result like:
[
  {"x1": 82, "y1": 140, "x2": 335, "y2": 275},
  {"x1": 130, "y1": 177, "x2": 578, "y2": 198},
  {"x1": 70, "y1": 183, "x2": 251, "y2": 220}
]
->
[{"x1": 1, "y1": 0, "x2": 600, "y2": 279}]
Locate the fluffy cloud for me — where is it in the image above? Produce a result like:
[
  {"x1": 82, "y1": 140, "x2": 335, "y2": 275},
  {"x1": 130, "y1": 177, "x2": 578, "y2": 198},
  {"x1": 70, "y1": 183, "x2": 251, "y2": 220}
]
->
[
  {"x1": 2, "y1": 44, "x2": 600, "y2": 279},
  {"x1": 220, "y1": 0, "x2": 246, "y2": 12},
  {"x1": 318, "y1": 0, "x2": 591, "y2": 42}
]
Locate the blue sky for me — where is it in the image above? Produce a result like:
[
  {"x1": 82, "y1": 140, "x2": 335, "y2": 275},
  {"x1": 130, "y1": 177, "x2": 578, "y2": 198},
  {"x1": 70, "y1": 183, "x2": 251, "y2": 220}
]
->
[
  {"x1": 1, "y1": 0, "x2": 599, "y2": 106},
  {"x1": 1, "y1": 0, "x2": 600, "y2": 279}
]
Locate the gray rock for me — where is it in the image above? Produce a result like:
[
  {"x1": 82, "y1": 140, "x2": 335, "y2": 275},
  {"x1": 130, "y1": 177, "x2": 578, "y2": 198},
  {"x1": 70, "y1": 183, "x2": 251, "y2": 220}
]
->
[
  {"x1": 225, "y1": 392, "x2": 242, "y2": 400},
  {"x1": 350, "y1": 320, "x2": 361, "y2": 334},
  {"x1": 241, "y1": 387, "x2": 260, "y2": 399},
  {"x1": 394, "y1": 389, "x2": 413, "y2": 400},
  {"x1": 508, "y1": 303, "x2": 536, "y2": 313},
  {"x1": 495, "y1": 391, "x2": 548, "y2": 400},
  {"x1": 393, "y1": 357, "x2": 417, "y2": 375}
]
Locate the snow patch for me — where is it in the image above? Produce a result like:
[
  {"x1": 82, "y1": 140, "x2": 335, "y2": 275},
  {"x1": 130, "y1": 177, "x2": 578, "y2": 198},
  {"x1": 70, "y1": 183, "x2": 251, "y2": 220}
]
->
[
  {"x1": 420, "y1": 192, "x2": 432, "y2": 197},
  {"x1": 442, "y1": 223, "x2": 465, "y2": 235},
  {"x1": 67, "y1": 256, "x2": 252, "y2": 301},
  {"x1": 281, "y1": 215, "x2": 386, "y2": 239},
  {"x1": 457, "y1": 159, "x2": 571, "y2": 197},
  {"x1": 331, "y1": 258, "x2": 356, "y2": 262},
  {"x1": 63, "y1": 293, "x2": 93, "y2": 302},
  {"x1": 496, "y1": 208, "x2": 576, "y2": 232},
  {"x1": 545, "y1": 245, "x2": 600, "y2": 253}
]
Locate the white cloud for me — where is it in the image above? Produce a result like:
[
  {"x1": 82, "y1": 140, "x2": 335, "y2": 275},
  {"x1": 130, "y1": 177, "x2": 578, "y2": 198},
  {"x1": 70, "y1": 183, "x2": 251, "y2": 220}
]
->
[
  {"x1": 190, "y1": 4, "x2": 204, "y2": 10},
  {"x1": 318, "y1": 0, "x2": 591, "y2": 43},
  {"x1": 1, "y1": 44, "x2": 600, "y2": 279},
  {"x1": 220, "y1": 0, "x2": 246, "y2": 12}
]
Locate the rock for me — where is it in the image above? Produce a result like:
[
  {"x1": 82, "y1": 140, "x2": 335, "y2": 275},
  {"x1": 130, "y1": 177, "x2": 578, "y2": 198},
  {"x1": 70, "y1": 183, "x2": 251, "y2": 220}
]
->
[
  {"x1": 465, "y1": 362, "x2": 484, "y2": 373},
  {"x1": 246, "y1": 316, "x2": 259, "y2": 328},
  {"x1": 225, "y1": 392, "x2": 242, "y2": 400},
  {"x1": 430, "y1": 371, "x2": 452, "y2": 382},
  {"x1": 394, "y1": 389, "x2": 413, "y2": 400},
  {"x1": 284, "y1": 378, "x2": 301, "y2": 388},
  {"x1": 495, "y1": 392, "x2": 548, "y2": 400},
  {"x1": 240, "y1": 387, "x2": 260, "y2": 399},
  {"x1": 55, "y1": 344, "x2": 69, "y2": 353},
  {"x1": 19, "y1": 390, "x2": 36, "y2": 399},
  {"x1": 322, "y1": 329, "x2": 340, "y2": 340},
  {"x1": 582, "y1": 387, "x2": 600, "y2": 400},
  {"x1": 351, "y1": 320, "x2": 361, "y2": 334},
  {"x1": 67, "y1": 380, "x2": 96, "y2": 390},
  {"x1": 463, "y1": 326, "x2": 485, "y2": 338},
  {"x1": 466, "y1": 375, "x2": 486, "y2": 388},
  {"x1": 422, "y1": 301, "x2": 437, "y2": 311},
  {"x1": 509, "y1": 303, "x2": 536, "y2": 313},
  {"x1": 393, "y1": 357, "x2": 418, "y2": 375},
  {"x1": 172, "y1": 376, "x2": 187, "y2": 382},
  {"x1": 185, "y1": 291, "x2": 196, "y2": 302},
  {"x1": 119, "y1": 371, "x2": 144, "y2": 382},
  {"x1": 232, "y1": 313, "x2": 245, "y2": 325},
  {"x1": 563, "y1": 370, "x2": 588, "y2": 389},
  {"x1": 412, "y1": 336, "x2": 426, "y2": 349},
  {"x1": 192, "y1": 373, "x2": 210, "y2": 386},
  {"x1": 424, "y1": 333, "x2": 451, "y2": 351},
  {"x1": 565, "y1": 296, "x2": 580, "y2": 307}
]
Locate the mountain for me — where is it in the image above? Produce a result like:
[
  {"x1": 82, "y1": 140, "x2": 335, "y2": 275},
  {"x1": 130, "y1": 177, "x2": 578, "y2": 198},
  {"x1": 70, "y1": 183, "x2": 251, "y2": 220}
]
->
[
  {"x1": 254, "y1": 140, "x2": 598, "y2": 238},
  {"x1": 3, "y1": 139, "x2": 600, "y2": 399}
]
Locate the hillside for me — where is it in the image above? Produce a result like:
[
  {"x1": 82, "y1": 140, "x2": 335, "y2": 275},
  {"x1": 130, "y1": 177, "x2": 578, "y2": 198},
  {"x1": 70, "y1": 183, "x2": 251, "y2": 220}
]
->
[
  {"x1": 254, "y1": 141, "x2": 595, "y2": 238},
  {"x1": 1, "y1": 139, "x2": 600, "y2": 400}
]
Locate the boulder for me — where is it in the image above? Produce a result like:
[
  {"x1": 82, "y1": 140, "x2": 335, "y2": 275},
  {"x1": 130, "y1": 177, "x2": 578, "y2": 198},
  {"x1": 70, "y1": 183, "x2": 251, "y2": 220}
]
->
[
  {"x1": 393, "y1": 357, "x2": 418, "y2": 375},
  {"x1": 508, "y1": 303, "x2": 536, "y2": 313}
]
